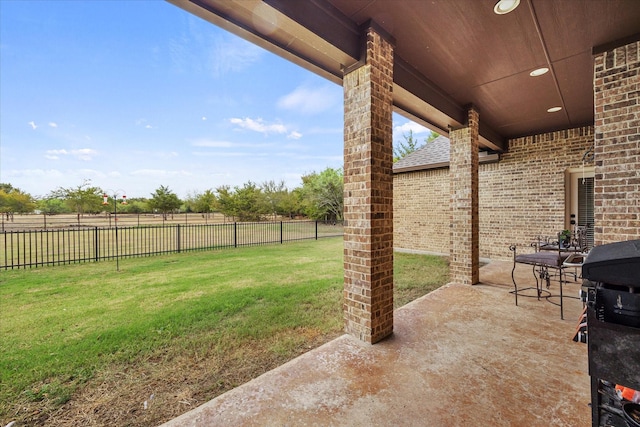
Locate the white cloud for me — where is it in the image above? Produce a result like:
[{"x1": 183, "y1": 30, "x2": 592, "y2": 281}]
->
[
  {"x1": 46, "y1": 149, "x2": 68, "y2": 160},
  {"x1": 28, "y1": 121, "x2": 37, "y2": 130},
  {"x1": 72, "y1": 148, "x2": 98, "y2": 161},
  {"x1": 229, "y1": 117, "x2": 289, "y2": 135},
  {"x1": 277, "y1": 84, "x2": 341, "y2": 114},
  {"x1": 393, "y1": 121, "x2": 431, "y2": 137},
  {"x1": 48, "y1": 122, "x2": 58, "y2": 128},
  {"x1": 6, "y1": 168, "x2": 64, "y2": 178},
  {"x1": 287, "y1": 131, "x2": 302, "y2": 140},
  {"x1": 45, "y1": 148, "x2": 97, "y2": 161}
]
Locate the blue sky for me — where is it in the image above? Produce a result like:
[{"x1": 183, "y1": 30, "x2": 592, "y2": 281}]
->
[{"x1": 0, "y1": 0, "x2": 430, "y2": 199}]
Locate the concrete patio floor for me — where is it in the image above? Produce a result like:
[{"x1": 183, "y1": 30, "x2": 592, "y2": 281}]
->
[{"x1": 162, "y1": 260, "x2": 590, "y2": 426}]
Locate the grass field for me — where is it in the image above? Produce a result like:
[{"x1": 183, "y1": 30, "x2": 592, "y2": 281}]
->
[{"x1": 0, "y1": 238, "x2": 448, "y2": 426}]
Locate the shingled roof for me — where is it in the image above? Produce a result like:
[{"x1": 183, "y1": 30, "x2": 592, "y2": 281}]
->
[
  {"x1": 392, "y1": 135, "x2": 501, "y2": 173},
  {"x1": 393, "y1": 135, "x2": 450, "y2": 173}
]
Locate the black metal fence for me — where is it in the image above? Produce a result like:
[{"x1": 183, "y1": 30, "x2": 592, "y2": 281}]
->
[{"x1": 1, "y1": 220, "x2": 344, "y2": 270}]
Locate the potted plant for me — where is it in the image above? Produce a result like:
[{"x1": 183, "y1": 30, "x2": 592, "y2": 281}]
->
[{"x1": 559, "y1": 229, "x2": 571, "y2": 248}]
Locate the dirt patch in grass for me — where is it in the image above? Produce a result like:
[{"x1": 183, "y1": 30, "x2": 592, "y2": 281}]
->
[{"x1": 13, "y1": 329, "x2": 340, "y2": 427}]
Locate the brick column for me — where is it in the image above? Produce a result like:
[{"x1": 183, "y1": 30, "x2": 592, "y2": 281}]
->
[
  {"x1": 343, "y1": 24, "x2": 394, "y2": 344},
  {"x1": 449, "y1": 107, "x2": 480, "y2": 285},
  {"x1": 593, "y1": 39, "x2": 640, "y2": 245}
]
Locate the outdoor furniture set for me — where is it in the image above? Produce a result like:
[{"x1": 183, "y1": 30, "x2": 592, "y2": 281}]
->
[{"x1": 509, "y1": 227, "x2": 589, "y2": 320}]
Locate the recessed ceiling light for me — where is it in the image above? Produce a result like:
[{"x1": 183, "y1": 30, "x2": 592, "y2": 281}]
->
[
  {"x1": 494, "y1": 0, "x2": 520, "y2": 15},
  {"x1": 530, "y1": 67, "x2": 549, "y2": 77},
  {"x1": 547, "y1": 106, "x2": 562, "y2": 113}
]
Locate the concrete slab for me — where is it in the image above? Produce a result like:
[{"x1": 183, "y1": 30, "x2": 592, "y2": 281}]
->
[{"x1": 161, "y1": 260, "x2": 590, "y2": 426}]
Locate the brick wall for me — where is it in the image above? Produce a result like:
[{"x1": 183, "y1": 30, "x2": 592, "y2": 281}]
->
[
  {"x1": 393, "y1": 126, "x2": 594, "y2": 261},
  {"x1": 394, "y1": 168, "x2": 450, "y2": 254},
  {"x1": 593, "y1": 40, "x2": 640, "y2": 245}
]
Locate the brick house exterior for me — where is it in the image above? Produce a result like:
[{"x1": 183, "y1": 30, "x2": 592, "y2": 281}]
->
[
  {"x1": 393, "y1": 39, "x2": 639, "y2": 265},
  {"x1": 394, "y1": 127, "x2": 595, "y2": 261},
  {"x1": 173, "y1": 0, "x2": 638, "y2": 345}
]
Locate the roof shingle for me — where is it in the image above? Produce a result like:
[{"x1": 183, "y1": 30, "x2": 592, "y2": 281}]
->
[{"x1": 393, "y1": 135, "x2": 450, "y2": 173}]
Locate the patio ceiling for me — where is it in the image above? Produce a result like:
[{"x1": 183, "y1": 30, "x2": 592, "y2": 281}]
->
[{"x1": 169, "y1": 0, "x2": 640, "y2": 152}]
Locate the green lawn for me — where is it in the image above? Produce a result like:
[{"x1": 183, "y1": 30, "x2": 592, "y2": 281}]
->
[{"x1": 0, "y1": 238, "x2": 448, "y2": 426}]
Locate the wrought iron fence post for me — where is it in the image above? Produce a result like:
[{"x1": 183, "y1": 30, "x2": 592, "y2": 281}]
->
[
  {"x1": 94, "y1": 226, "x2": 99, "y2": 262},
  {"x1": 177, "y1": 224, "x2": 181, "y2": 253},
  {"x1": 315, "y1": 220, "x2": 318, "y2": 240},
  {"x1": 234, "y1": 222, "x2": 237, "y2": 248},
  {"x1": 115, "y1": 223, "x2": 120, "y2": 272},
  {"x1": 280, "y1": 221, "x2": 283, "y2": 244}
]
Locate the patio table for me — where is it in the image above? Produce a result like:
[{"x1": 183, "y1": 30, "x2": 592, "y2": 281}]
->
[{"x1": 509, "y1": 243, "x2": 580, "y2": 320}]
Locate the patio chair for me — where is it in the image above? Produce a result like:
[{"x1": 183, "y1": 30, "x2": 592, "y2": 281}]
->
[{"x1": 509, "y1": 227, "x2": 588, "y2": 320}]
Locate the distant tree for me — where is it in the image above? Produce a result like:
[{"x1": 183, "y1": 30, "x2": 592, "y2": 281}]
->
[
  {"x1": 261, "y1": 180, "x2": 289, "y2": 220},
  {"x1": 119, "y1": 198, "x2": 147, "y2": 214},
  {"x1": 426, "y1": 131, "x2": 440, "y2": 143},
  {"x1": 182, "y1": 192, "x2": 197, "y2": 213},
  {"x1": 233, "y1": 181, "x2": 269, "y2": 222},
  {"x1": 300, "y1": 167, "x2": 343, "y2": 221},
  {"x1": 148, "y1": 185, "x2": 181, "y2": 220},
  {"x1": 0, "y1": 183, "x2": 16, "y2": 193},
  {"x1": 49, "y1": 180, "x2": 102, "y2": 223},
  {"x1": 215, "y1": 185, "x2": 235, "y2": 221},
  {"x1": 393, "y1": 129, "x2": 440, "y2": 162},
  {"x1": 393, "y1": 130, "x2": 422, "y2": 162},
  {"x1": 37, "y1": 197, "x2": 69, "y2": 215},
  {"x1": 279, "y1": 188, "x2": 302, "y2": 219},
  {"x1": 214, "y1": 182, "x2": 269, "y2": 222},
  {"x1": 194, "y1": 189, "x2": 217, "y2": 217},
  {"x1": 0, "y1": 183, "x2": 36, "y2": 220}
]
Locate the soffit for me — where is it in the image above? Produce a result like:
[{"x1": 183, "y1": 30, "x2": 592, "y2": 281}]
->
[{"x1": 169, "y1": 0, "x2": 640, "y2": 152}]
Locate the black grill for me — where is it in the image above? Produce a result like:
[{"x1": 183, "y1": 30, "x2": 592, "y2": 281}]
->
[
  {"x1": 583, "y1": 239, "x2": 640, "y2": 287},
  {"x1": 583, "y1": 240, "x2": 640, "y2": 427}
]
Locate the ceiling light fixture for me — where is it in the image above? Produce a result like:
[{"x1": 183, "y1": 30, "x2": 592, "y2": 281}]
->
[
  {"x1": 547, "y1": 106, "x2": 562, "y2": 113},
  {"x1": 530, "y1": 67, "x2": 549, "y2": 77},
  {"x1": 494, "y1": 0, "x2": 520, "y2": 15}
]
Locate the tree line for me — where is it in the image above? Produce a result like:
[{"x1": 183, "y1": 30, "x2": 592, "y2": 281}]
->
[
  {"x1": 2, "y1": 130, "x2": 432, "y2": 224},
  {"x1": 0, "y1": 168, "x2": 344, "y2": 223}
]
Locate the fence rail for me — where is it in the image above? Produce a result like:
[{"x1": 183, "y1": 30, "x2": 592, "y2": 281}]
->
[{"x1": 1, "y1": 221, "x2": 344, "y2": 270}]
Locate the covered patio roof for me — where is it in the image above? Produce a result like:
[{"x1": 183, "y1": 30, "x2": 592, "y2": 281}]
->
[{"x1": 168, "y1": 0, "x2": 640, "y2": 152}]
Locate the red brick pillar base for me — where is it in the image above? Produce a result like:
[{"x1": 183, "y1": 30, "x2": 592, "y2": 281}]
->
[
  {"x1": 449, "y1": 107, "x2": 480, "y2": 285},
  {"x1": 593, "y1": 39, "x2": 640, "y2": 246},
  {"x1": 343, "y1": 23, "x2": 394, "y2": 344}
]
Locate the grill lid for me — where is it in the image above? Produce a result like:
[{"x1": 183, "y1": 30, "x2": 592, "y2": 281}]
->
[{"x1": 582, "y1": 239, "x2": 640, "y2": 287}]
